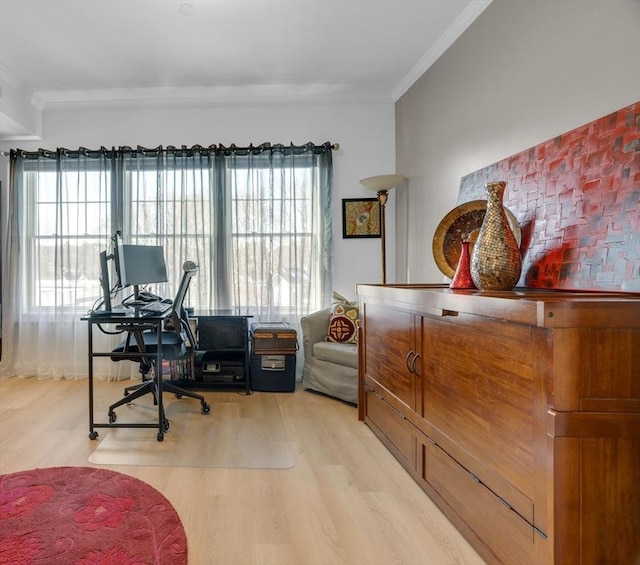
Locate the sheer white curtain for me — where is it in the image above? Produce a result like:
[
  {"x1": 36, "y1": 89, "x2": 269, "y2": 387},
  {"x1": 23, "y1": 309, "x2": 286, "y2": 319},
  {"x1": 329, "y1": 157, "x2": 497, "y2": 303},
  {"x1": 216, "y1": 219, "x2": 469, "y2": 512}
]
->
[
  {"x1": 120, "y1": 147, "x2": 217, "y2": 308},
  {"x1": 223, "y1": 145, "x2": 333, "y2": 324},
  {"x1": 1, "y1": 143, "x2": 334, "y2": 380},
  {"x1": 1, "y1": 148, "x2": 123, "y2": 379},
  {"x1": 120, "y1": 144, "x2": 334, "y2": 323}
]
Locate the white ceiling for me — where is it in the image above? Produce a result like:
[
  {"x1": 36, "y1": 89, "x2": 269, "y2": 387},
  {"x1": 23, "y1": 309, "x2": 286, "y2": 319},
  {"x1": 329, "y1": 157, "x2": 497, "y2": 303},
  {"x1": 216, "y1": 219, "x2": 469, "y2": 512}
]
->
[{"x1": 0, "y1": 0, "x2": 490, "y2": 138}]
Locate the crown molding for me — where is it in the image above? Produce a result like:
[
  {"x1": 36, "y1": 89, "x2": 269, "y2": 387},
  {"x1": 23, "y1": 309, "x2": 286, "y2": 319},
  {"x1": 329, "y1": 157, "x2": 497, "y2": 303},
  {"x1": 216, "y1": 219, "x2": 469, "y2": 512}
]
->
[
  {"x1": 0, "y1": 65, "x2": 44, "y2": 139},
  {"x1": 392, "y1": 0, "x2": 493, "y2": 102},
  {"x1": 35, "y1": 83, "x2": 395, "y2": 111},
  {"x1": 1, "y1": 65, "x2": 46, "y2": 110}
]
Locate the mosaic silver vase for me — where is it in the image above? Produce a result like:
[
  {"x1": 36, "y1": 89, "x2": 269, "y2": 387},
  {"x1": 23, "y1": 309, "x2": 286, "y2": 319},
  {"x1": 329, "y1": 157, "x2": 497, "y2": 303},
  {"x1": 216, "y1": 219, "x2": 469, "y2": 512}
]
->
[{"x1": 470, "y1": 181, "x2": 522, "y2": 290}]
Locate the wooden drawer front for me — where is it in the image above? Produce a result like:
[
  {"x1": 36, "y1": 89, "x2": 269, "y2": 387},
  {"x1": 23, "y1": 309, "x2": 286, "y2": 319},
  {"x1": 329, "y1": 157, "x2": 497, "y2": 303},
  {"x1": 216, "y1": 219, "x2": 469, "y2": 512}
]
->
[
  {"x1": 363, "y1": 304, "x2": 419, "y2": 411},
  {"x1": 422, "y1": 314, "x2": 535, "y2": 499},
  {"x1": 364, "y1": 387, "x2": 416, "y2": 471},
  {"x1": 551, "y1": 328, "x2": 640, "y2": 412},
  {"x1": 423, "y1": 440, "x2": 535, "y2": 565}
]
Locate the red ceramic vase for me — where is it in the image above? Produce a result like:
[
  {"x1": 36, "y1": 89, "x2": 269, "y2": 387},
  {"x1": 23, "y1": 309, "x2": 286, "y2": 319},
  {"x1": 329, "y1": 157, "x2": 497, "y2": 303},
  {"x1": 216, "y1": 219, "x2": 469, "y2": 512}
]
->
[{"x1": 449, "y1": 240, "x2": 476, "y2": 289}]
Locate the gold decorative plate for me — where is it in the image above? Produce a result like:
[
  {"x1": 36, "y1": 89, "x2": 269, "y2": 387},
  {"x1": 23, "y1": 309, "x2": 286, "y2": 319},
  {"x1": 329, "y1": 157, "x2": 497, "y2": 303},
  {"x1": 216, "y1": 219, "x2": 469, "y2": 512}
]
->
[{"x1": 432, "y1": 200, "x2": 521, "y2": 278}]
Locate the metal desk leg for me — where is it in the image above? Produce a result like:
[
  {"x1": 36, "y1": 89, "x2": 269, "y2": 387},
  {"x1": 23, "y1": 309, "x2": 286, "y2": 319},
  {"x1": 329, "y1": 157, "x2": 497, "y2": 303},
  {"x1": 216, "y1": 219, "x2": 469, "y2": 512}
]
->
[
  {"x1": 156, "y1": 320, "x2": 167, "y2": 441},
  {"x1": 88, "y1": 321, "x2": 98, "y2": 440}
]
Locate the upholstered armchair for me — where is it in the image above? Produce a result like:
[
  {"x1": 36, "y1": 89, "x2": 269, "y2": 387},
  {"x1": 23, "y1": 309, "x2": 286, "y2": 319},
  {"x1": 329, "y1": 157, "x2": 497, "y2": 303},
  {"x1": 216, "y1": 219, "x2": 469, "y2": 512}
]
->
[{"x1": 300, "y1": 306, "x2": 358, "y2": 405}]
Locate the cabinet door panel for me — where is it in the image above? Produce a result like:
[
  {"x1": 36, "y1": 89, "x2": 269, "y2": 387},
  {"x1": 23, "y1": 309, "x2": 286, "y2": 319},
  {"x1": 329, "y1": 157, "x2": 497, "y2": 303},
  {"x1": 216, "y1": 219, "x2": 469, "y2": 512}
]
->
[
  {"x1": 578, "y1": 438, "x2": 640, "y2": 564},
  {"x1": 422, "y1": 313, "x2": 535, "y2": 499},
  {"x1": 363, "y1": 304, "x2": 419, "y2": 411}
]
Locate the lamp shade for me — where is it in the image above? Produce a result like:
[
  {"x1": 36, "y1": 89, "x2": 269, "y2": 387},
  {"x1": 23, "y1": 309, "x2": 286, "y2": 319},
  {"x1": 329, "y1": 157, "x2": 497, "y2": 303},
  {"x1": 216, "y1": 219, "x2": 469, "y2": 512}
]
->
[{"x1": 359, "y1": 174, "x2": 406, "y2": 192}]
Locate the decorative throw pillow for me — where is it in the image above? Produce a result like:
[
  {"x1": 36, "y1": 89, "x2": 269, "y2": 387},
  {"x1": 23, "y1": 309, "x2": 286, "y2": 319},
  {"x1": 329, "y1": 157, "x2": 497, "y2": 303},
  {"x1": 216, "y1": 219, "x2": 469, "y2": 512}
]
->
[{"x1": 326, "y1": 291, "x2": 360, "y2": 344}]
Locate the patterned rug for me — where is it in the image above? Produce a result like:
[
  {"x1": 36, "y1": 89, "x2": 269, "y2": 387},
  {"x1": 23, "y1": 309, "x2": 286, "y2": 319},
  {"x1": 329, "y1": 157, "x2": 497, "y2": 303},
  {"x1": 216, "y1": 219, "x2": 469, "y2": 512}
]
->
[{"x1": 0, "y1": 466, "x2": 187, "y2": 564}]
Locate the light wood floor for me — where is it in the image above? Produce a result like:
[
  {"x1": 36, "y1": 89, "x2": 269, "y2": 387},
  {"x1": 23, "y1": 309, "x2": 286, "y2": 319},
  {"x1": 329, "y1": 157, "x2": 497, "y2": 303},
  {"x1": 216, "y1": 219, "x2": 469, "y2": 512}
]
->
[{"x1": 0, "y1": 377, "x2": 485, "y2": 565}]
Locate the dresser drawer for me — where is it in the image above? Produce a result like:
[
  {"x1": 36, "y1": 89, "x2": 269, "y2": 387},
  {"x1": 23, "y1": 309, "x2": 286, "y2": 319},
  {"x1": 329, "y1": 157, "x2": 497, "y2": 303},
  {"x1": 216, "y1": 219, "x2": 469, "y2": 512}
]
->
[
  {"x1": 364, "y1": 386, "x2": 416, "y2": 472},
  {"x1": 422, "y1": 439, "x2": 536, "y2": 565}
]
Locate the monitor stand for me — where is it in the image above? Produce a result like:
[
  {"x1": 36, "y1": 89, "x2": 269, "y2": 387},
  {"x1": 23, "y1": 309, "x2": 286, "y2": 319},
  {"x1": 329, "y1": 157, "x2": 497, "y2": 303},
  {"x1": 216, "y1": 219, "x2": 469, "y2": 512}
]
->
[{"x1": 127, "y1": 285, "x2": 146, "y2": 307}]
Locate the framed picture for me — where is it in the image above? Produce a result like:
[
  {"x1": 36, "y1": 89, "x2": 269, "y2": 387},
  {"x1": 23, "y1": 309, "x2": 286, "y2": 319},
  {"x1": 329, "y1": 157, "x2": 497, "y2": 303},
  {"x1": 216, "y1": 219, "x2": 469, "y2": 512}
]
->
[{"x1": 342, "y1": 198, "x2": 381, "y2": 238}]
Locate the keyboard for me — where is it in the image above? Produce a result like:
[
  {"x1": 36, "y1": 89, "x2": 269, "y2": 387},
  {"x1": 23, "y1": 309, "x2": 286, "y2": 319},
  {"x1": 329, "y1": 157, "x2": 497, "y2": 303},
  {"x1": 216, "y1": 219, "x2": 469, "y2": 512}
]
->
[{"x1": 138, "y1": 300, "x2": 172, "y2": 316}]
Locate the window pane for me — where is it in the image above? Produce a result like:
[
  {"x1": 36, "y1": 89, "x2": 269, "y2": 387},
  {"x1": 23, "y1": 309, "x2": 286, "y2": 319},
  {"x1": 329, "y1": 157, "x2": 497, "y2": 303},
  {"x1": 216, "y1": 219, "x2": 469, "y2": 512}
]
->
[
  {"x1": 26, "y1": 168, "x2": 111, "y2": 312},
  {"x1": 229, "y1": 160, "x2": 316, "y2": 313}
]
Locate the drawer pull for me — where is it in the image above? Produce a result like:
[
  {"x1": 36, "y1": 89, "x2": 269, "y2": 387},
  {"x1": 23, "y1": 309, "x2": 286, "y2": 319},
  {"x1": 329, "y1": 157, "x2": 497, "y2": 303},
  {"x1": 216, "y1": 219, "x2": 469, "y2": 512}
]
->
[
  {"x1": 405, "y1": 350, "x2": 421, "y2": 375},
  {"x1": 468, "y1": 471, "x2": 481, "y2": 483},
  {"x1": 405, "y1": 350, "x2": 415, "y2": 372},
  {"x1": 411, "y1": 353, "x2": 421, "y2": 376},
  {"x1": 371, "y1": 389, "x2": 407, "y2": 421},
  {"x1": 534, "y1": 526, "x2": 548, "y2": 540}
]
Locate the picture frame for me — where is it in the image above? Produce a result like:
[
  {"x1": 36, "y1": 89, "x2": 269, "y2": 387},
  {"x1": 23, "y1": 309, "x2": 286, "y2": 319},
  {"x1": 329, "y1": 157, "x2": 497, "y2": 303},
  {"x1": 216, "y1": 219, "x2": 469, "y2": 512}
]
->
[{"x1": 342, "y1": 198, "x2": 381, "y2": 238}]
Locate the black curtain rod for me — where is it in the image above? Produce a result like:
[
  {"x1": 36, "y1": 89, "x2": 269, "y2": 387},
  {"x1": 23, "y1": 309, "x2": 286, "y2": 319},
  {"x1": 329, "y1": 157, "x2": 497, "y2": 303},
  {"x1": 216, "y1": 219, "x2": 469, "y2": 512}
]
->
[{"x1": 3, "y1": 141, "x2": 339, "y2": 158}]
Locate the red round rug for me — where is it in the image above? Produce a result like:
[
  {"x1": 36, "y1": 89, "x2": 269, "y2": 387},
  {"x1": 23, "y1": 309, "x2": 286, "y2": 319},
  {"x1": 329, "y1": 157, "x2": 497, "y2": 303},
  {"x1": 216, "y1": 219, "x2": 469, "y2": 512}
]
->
[{"x1": 0, "y1": 466, "x2": 187, "y2": 564}]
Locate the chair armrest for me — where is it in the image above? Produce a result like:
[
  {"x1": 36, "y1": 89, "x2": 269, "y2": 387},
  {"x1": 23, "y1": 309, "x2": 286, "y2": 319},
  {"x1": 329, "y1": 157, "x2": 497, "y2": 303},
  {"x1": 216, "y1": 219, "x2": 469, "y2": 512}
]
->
[{"x1": 300, "y1": 308, "x2": 331, "y2": 360}]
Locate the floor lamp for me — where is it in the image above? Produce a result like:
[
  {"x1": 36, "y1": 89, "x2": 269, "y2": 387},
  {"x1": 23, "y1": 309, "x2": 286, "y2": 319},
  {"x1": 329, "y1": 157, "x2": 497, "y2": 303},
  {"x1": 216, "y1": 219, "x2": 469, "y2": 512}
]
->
[{"x1": 359, "y1": 174, "x2": 407, "y2": 284}]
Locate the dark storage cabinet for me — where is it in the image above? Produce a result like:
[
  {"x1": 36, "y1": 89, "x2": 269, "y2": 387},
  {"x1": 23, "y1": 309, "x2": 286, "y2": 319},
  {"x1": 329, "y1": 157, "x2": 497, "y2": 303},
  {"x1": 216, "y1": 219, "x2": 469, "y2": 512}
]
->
[
  {"x1": 181, "y1": 315, "x2": 250, "y2": 391},
  {"x1": 250, "y1": 353, "x2": 296, "y2": 392},
  {"x1": 250, "y1": 323, "x2": 297, "y2": 392}
]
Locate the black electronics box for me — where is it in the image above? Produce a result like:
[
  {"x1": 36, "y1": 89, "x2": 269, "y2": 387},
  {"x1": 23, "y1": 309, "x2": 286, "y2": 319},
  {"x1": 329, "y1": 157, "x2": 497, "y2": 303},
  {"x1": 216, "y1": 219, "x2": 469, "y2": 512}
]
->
[
  {"x1": 250, "y1": 353, "x2": 296, "y2": 392},
  {"x1": 193, "y1": 351, "x2": 246, "y2": 384}
]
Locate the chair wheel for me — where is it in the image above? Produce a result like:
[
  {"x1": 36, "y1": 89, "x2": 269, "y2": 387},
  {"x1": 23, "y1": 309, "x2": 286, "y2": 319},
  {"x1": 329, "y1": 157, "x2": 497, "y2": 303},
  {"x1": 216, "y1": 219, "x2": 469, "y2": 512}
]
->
[
  {"x1": 163, "y1": 419, "x2": 170, "y2": 432},
  {"x1": 108, "y1": 411, "x2": 117, "y2": 424},
  {"x1": 175, "y1": 393, "x2": 183, "y2": 399},
  {"x1": 89, "y1": 431, "x2": 99, "y2": 440},
  {"x1": 157, "y1": 432, "x2": 164, "y2": 442},
  {"x1": 201, "y1": 403, "x2": 211, "y2": 414}
]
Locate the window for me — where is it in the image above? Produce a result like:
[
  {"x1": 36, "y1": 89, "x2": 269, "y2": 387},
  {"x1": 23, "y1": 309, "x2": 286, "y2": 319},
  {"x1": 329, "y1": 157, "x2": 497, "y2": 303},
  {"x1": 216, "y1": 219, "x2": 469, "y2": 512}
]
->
[
  {"x1": 229, "y1": 159, "x2": 318, "y2": 314},
  {"x1": 22, "y1": 163, "x2": 112, "y2": 314},
  {"x1": 5, "y1": 144, "x2": 333, "y2": 378},
  {"x1": 12, "y1": 144, "x2": 332, "y2": 318}
]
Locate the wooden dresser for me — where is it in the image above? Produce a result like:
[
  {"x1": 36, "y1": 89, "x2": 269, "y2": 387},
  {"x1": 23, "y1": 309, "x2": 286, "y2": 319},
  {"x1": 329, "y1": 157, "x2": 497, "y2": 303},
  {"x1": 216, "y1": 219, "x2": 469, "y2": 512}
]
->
[{"x1": 357, "y1": 284, "x2": 640, "y2": 565}]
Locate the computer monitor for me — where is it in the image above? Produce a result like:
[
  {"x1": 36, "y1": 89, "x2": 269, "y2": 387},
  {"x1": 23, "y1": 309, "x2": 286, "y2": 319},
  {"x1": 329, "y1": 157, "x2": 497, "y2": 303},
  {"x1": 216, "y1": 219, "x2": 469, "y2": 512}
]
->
[
  {"x1": 99, "y1": 250, "x2": 113, "y2": 312},
  {"x1": 111, "y1": 231, "x2": 124, "y2": 290},
  {"x1": 117, "y1": 242, "x2": 169, "y2": 300},
  {"x1": 97, "y1": 240, "x2": 129, "y2": 314}
]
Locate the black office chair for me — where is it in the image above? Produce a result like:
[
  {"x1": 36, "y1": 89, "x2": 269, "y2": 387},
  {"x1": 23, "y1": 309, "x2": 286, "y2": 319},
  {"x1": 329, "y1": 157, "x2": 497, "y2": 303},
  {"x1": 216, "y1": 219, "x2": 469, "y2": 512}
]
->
[{"x1": 108, "y1": 261, "x2": 210, "y2": 439}]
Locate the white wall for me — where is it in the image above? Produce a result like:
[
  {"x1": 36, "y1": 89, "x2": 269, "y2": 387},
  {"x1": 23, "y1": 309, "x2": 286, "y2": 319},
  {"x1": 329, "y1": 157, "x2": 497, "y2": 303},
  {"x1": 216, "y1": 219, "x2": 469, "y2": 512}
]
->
[
  {"x1": 0, "y1": 101, "x2": 396, "y2": 302},
  {"x1": 395, "y1": 0, "x2": 640, "y2": 283}
]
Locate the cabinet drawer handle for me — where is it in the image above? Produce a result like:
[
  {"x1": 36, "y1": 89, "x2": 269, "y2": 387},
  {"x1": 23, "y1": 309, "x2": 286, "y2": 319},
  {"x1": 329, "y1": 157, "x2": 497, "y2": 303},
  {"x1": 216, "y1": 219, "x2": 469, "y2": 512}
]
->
[
  {"x1": 534, "y1": 526, "x2": 548, "y2": 540},
  {"x1": 468, "y1": 471, "x2": 481, "y2": 483},
  {"x1": 371, "y1": 389, "x2": 407, "y2": 421},
  {"x1": 405, "y1": 350, "x2": 415, "y2": 373},
  {"x1": 411, "y1": 353, "x2": 421, "y2": 376}
]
